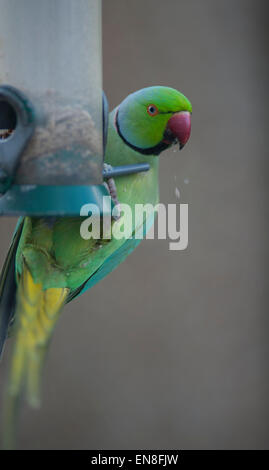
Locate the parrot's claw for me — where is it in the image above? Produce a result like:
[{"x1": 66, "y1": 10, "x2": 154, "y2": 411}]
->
[{"x1": 103, "y1": 164, "x2": 121, "y2": 220}]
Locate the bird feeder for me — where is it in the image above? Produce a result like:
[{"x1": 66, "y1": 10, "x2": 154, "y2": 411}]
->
[{"x1": 0, "y1": 0, "x2": 149, "y2": 217}]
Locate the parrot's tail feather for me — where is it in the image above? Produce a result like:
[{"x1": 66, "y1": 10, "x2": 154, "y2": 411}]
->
[{"x1": 2, "y1": 264, "x2": 68, "y2": 449}]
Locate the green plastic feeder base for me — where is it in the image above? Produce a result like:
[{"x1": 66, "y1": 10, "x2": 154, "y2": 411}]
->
[{"x1": 0, "y1": 184, "x2": 114, "y2": 217}]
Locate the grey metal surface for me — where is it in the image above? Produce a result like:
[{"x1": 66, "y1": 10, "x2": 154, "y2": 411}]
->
[{"x1": 0, "y1": 0, "x2": 103, "y2": 185}]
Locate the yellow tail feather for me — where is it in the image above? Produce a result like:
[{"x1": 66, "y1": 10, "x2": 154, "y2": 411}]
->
[{"x1": 2, "y1": 265, "x2": 68, "y2": 449}]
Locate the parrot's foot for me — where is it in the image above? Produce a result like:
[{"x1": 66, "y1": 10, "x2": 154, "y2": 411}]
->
[{"x1": 103, "y1": 164, "x2": 121, "y2": 220}]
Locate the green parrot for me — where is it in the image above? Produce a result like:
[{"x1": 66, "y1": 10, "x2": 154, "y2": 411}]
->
[{"x1": 0, "y1": 86, "x2": 192, "y2": 447}]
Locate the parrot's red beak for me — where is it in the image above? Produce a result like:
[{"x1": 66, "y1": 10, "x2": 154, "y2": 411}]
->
[{"x1": 166, "y1": 111, "x2": 191, "y2": 150}]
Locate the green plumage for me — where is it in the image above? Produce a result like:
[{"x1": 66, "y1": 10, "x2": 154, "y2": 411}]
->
[{"x1": 0, "y1": 86, "x2": 192, "y2": 448}]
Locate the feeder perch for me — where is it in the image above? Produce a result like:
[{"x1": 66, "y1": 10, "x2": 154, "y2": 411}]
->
[{"x1": 0, "y1": 0, "x2": 150, "y2": 217}]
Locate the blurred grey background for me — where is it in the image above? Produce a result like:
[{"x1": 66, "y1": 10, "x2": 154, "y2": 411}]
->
[{"x1": 0, "y1": 0, "x2": 268, "y2": 449}]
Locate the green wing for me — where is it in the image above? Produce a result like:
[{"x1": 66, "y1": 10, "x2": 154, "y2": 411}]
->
[
  {"x1": 67, "y1": 235, "x2": 142, "y2": 302},
  {"x1": 68, "y1": 210, "x2": 155, "y2": 301}
]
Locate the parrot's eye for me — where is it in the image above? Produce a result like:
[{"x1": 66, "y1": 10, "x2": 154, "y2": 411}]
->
[{"x1": 147, "y1": 104, "x2": 159, "y2": 116}]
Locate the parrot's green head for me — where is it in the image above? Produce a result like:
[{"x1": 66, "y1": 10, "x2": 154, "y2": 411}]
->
[{"x1": 115, "y1": 86, "x2": 192, "y2": 156}]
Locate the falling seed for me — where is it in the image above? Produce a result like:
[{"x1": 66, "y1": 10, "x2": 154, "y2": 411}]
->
[{"x1": 175, "y1": 187, "x2": 180, "y2": 199}]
